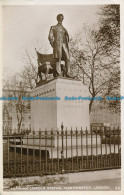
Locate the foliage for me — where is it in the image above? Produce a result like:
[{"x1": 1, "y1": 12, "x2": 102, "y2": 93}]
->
[
  {"x1": 70, "y1": 5, "x2": 120, "y2": 112},
  {"x1": 98, "y1": 5, "x2": 120, "y2": 51},
  {"x1": 3, "y1": 75, "x2": 30, "y2": 132}
]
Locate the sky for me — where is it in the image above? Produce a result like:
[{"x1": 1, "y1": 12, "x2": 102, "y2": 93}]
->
[{"x1": 2, "y1": 5, "x2": 100, "y2": 79}]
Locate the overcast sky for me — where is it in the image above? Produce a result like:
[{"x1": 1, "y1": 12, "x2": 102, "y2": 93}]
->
[{"x1": 3, "y1": 5, "x2": 100, "y2": 79}]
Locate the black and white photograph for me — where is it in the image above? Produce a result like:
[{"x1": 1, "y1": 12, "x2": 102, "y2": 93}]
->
[{"x1": 0, "y1": 0, "x2": 123, "y2": 193}]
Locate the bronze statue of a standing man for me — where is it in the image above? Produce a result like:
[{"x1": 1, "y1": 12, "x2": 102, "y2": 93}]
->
[{"x1": 48, "y1": 14, "x2": 71, "y2": 77}]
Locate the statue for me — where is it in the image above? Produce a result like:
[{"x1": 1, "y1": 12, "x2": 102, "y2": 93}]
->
[
  {"x1": 35, "y1": 14, "x2": 74, "y2": 84},
  {"x1": 48, "y1": 14, "x2": 72, "y2": 78}
]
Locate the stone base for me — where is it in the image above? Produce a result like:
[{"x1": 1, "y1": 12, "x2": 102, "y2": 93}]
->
[
  {"x1": 31, "y1": 78, "x2": 90, "y2": 131},
  {"x1": 20, "y1": 134, "x2": 119, "y2": 158}
]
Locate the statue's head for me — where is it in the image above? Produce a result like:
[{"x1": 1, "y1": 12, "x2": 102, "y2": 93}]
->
[{"x1": 57, "y1": 14, "x2": 64, "y2": 23}]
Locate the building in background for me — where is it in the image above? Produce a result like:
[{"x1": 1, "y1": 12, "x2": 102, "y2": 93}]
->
[
  {"x1": 90, "y1": 108, "x2": 120, "y2": 129},
  {"x1": 2, "y1": 89, "x2": 31, "y2": 135}
]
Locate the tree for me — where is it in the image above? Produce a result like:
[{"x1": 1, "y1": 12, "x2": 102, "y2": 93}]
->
[
  {"x1": 2, "y1": 41, "x2": 51, "y2": 133},
  {"x1": 97, "y1": 5, "x2": 120, "y2": 111},
  {"x1": 98, "y1": 5, "x2": 120, "y2": 52},
  {"x1": 19, "y1": 50, "x2": 38, "y2": 91},
  {"x1": 3, "y1": 75, "x2": 30, "y2": 133},
  {"x1": 70, "y1": 23, "x2": 120, "y2": 113}
]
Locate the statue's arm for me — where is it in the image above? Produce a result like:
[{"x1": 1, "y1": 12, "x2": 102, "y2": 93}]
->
[{"x1": 48, "y1": 26, "x2": 54, "y2": 47}]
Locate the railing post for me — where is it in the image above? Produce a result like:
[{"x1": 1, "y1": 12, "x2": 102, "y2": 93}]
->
[
  {"x1": 100, "y1": 129, "x2": 103, "y2": 168},
  {"x1": 45, "y1": 129, "x2": 48, "y2": 174},
  {"x1": 39, "y1": 128, "x2": 41, "y2": 175},
  {"x1": 7, "y1": 136, "x2": 10, "y2": 176},
  {"x1": 61, "y1": 123, "x2": 64, "y2": 173},
  {"x1": 57, "y1": 129, "x2": 60, "y2": 173},
  {"x1": 14, "y1": 135, "x2": 16, "y2": 177},
  {"x1": 20, "y1": 134, "x2": 22, "y2": 176},
  {"x1": 66, "y1": 127, "x2": 68, "y2": 172},
  {"x1": 118, "y1": 127, "x2": 121, "y2": 167},
  {"x1": 81, "y1": 127, "x2": 83, "y2": 170},
  {"x1": 76, "y1": 127, "x2": 78, "y2": 167},
  {"x1": 109, "y1": 127, "x2": 111, "y2": 167},
  {"x1": 27, "y1": 131, "x2": 29, "y2": 176},
  {"x1": 96, "y1": 129, "x2": 98, "y2": 169},
  {"x1": 33, "y1": 130, "x2": 35, "y2": 175},
  {"x1": 91, "y1": 128, "x2": 93, "y2": 170},
  {"x1": 61, "y1": 123, "x2": 64, "y2": 155},
  {"x1": 105, "y1": 128, "x2": 108, "y2": 168},
  {"x1": 71, "y1": 127, "x2": 73, "y2": 172},
  {"x1": 113, "y1": 127, "x2": 116, "y2": 167},
  {"x1": 86, "y1": 127, "x2": 88, "y2": 169},
  {"x1": 51, "y1": 128, "x2": 53, "y2": 172}
]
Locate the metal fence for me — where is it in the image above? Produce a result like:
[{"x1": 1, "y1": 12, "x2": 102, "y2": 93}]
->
[{"x1": 3, "y1": 125, "x2": 121, "y2": 178}]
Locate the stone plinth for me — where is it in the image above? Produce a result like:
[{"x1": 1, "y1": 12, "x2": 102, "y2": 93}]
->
[
  {"x1": 31, "y1": 78, "x2": 90, "y2": 131},
  {"x1": 23, "y1": 134, "x2": 102, "y2": 158}
]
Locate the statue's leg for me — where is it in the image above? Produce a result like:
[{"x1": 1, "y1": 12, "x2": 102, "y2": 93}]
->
[
  {"x1": 56, "y1": 58, "x2": 61, "y2": 76},
  {"x1": 66, "y1": 59, "x2": 71, "y2": 76},
  {"x1": 62, "y1": 44, "x2": 70, "y2": 76}
]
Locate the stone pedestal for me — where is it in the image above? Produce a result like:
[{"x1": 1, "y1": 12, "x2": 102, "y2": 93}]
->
[
  {"x1": 23, "y1": 78, "x2": 91, "y2": 158},
  {"x1": 31, "y1": 78, "x2": 90, "y2": 131}
]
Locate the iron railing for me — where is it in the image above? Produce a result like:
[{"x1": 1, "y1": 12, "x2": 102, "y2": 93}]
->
[{"x1": 3, "y1": 125, "x2": 121, "y2": 178}]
